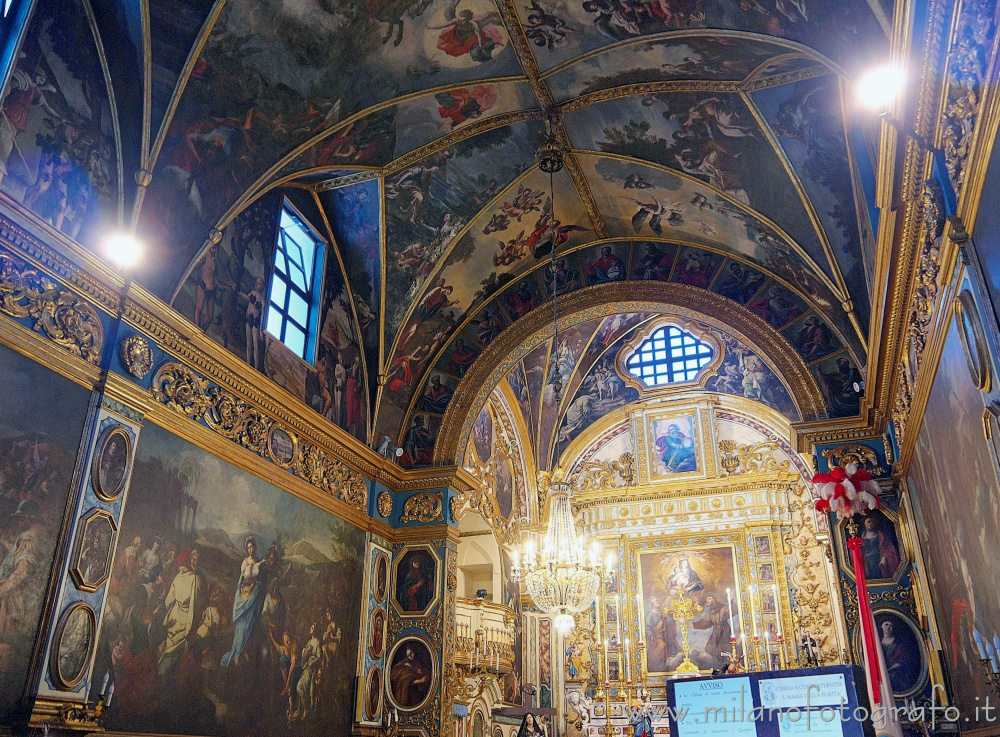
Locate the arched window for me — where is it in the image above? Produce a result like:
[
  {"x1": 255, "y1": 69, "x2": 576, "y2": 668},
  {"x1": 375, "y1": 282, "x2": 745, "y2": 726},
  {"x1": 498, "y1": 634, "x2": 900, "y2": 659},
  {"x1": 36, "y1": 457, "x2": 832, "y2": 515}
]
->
[
  {"x1": 265, "y1": 200, "x2": 325, "y2": 362},
  {"x1": 624, "y1": 325, "x2": 714, "y2": 386}
]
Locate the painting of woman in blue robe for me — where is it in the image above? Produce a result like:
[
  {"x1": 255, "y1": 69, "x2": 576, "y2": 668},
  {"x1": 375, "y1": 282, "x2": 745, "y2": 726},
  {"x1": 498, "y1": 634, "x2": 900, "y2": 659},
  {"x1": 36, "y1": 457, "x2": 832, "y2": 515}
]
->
[{"x1": 221, "y1": 535, "x2": 275, "y2": 666}]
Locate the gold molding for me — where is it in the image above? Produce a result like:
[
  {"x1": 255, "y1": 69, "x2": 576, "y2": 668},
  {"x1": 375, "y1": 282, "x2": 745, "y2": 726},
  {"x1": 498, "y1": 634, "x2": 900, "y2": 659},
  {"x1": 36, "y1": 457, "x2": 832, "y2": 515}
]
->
[
  {"x1": 0, "y1": 248, "x2": 105, "y2": 365},
  {"x1": 400, "y1": 492, "x2": 445, "y2": 524},
  {"x1": 434, "y1": 281, "x2": 828, "y2": 464},
  {"x1": 149, "y1": 361, "x2": 369, "y2": 512}
]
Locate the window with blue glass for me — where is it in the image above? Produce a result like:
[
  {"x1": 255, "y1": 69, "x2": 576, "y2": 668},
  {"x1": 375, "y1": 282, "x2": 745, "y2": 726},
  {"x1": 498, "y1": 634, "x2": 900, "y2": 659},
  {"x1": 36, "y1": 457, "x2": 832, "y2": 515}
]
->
[
  {"x1": 625, "y1": 325, "x2": 714, "y2": 386},
  {"x1": 265, "y1": 202, "x2": 324, "y2": 362}
]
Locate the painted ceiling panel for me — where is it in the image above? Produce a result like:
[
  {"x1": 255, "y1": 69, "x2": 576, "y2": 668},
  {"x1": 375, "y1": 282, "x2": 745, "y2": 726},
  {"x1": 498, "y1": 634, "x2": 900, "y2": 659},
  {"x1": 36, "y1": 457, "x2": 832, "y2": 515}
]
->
[
  {"x1": 0, "y1": 0, "x2": 122, "y2": 253},
  {"x1": 512, "y1": 0, "x2": 886, "y2": 74},
  {"x1": 751, "y1": 74, "x2": 872, "y2": 332},
  {"x1": 383, "y1": 119, "x2": 547, "y2": 342},
  {"x1": 149, "y1": 0, "x2": 218, "y2": 139},
  {"x1": 376, "y1": 164, "x2": 595, "y2": 441},
  {"x1": 564, "y1": 92, "x2": 834, "y2": 277},
  {"x1": 543, "y1": 34, "x2": 799, "y2": 103},
  {"x1": 318, "y1": 178, "x2": 383, "y2": 407}
]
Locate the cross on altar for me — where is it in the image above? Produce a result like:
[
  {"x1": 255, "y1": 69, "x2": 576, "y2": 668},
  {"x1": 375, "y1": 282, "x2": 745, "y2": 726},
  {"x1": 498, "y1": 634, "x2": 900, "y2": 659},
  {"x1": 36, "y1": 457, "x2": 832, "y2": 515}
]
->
[{"x1": 671, "y1": 592, "x2": 703, "y2": 674}]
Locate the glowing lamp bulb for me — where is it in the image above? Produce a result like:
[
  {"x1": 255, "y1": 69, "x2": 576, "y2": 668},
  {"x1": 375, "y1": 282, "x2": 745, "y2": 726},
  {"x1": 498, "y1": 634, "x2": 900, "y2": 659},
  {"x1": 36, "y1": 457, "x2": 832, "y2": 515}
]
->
[
  {"x1": 104, "y1": 233, "x2": 143, "y2": 269},
  {"x1": 856, "y1": 65, "x2": 905, "y2": 110},
  {"x1": 554, "y1": 613, "x2": 575, "y2": 633}
]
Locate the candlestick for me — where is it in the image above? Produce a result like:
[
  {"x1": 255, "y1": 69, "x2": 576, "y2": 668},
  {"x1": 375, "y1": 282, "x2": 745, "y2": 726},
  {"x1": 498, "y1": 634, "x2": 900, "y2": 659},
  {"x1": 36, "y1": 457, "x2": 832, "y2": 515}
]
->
[
  {"x1": 625, "y1": 637, "x2": 631, "y2": 682},
  {"x1": 105, "y1": 681, "x2": 114, "y2": 707},
  {"x1": 594, "y1": 598, "x2": 601, "y2": 645},
  {"x1": 976, "y1": 630, "x2": 988, "y2": 659},
  {"x1": 101, "y1": 671, "x2": 109, "y2": 696},
  {"x1": 987, "y1": 642, "x2": 999, "y2": 674},
  {"x1": 741, "y1": 632, "x2": 748, "y2": 667},
  {"x1": 764, "y1": 631, "x2": 771, "y2": 671},
  {"x1": 616, "y1": 600, "x2": 623, "y2": 647},
  {"x1": 726, "y1": 587, "x2": 735, "y2": 638},
  {"x1": 772, "y1": 584, "x2": 782, "y2": 639},
  {"x1": 994, "y1": 634, "x2": 1000, "y2": 668}
]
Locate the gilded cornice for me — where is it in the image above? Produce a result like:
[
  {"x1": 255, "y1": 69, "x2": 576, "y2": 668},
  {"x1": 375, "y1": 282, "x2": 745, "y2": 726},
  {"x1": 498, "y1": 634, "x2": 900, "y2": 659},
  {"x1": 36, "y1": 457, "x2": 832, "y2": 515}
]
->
[
  {"x1": 0, "y1": 201, "x2": 481, "y2": 500},
  {"x1": 573, "y1": 474, "x2": 799, "y2": 509},
  {"x1": 434, "y1": 281, "x2": 828, "y2": 464}
]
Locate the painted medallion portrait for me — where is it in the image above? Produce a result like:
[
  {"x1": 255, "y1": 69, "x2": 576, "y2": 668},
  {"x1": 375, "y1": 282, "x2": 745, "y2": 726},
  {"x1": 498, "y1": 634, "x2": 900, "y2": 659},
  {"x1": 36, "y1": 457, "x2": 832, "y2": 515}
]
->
[
  {"x1": 872, "y1": 609, "x2": 926, "y2": 697},
  {"x1": 637, "y1": 546, "x2": 739, "y2": 673},
  {"x1": 365, "y1": 666, "x2": 382, "y2": 720},
  {"x1": 91, "y1": 425, "x2": 132, "y2": 501},
  {"x1": 650, "y1": 416, "x2": 698, "y2": 477},
  {"x1": 387, "y1": 637, "x2": 435, "y2": 711},
  {"x1": 845, "y1": 509, "x2": 904, "y2": 582},
  {"x1": 394, "y1": 548, "x2": 437, "y2": 614},
  {"x1": 369, "y1": 609, "x2": 386, "y2": 659},
  {"x1": 50, "y1": 602, "x2": 96, "y2": 690},
  {"x1": 71, "y1": 509, "x2": 117, "y2": 591},
  {"x1": 373, "y1": 551, "x2": 389, "y2": 603}
]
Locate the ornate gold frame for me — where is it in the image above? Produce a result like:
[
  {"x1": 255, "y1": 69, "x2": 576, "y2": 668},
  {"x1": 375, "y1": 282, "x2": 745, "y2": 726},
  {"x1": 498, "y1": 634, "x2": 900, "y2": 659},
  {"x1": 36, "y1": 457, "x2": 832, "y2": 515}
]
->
[
  {"x1": 385, "y1": 633, "x2": 439, "y2": 714},
  {"x1": 69, "y1": 508, "x2": 118, "y2": 593},
  {"x1": 613, "y1": 317, "x2": 725, "y2": 395},
  {"x1": 48, "y1": 601, "x2": 97, "y2": 692},
  {"x1": 90, "y1": 424, "x2": 133, "y2": 503},
  {"x1": 369, "y1": 609, "x2": 387, "y2": 660},
  {"x1": 955, "y1": 289, "x2": 993, "y2": 392},
  {"x1": 365, "y1": 664, "x2": 383, "y2": 721},
  {"x1": 392, "y1": 545, "x2": 442, "y2": 618},
  {"x1": 834, "y1": 507, "x2": 910, "y2": 587},
  {"x1": 373, "y1": 550, "x2": 390, "y2": 604},
  {"x1": 851, "y1": 606, "x2": 929, "y2": 700}
]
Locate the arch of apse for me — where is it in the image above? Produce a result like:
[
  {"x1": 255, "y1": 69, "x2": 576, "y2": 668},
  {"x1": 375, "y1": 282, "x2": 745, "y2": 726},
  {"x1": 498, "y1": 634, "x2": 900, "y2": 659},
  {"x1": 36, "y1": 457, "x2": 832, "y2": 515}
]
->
[{"x1": 434, "y1": 281, "x2": 828, "y2": 465}]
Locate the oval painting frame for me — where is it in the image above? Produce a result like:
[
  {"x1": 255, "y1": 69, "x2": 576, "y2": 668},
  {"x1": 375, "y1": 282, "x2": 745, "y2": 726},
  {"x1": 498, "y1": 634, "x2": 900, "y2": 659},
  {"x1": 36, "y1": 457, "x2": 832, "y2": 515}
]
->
[
  {"x1": 365, "y1": 665, "x2": 383, "y2": 721},
  {"x1": 373, "y1": 551, "x2": 389, "y2": 604},
  {"x1": 50, "y1": 601, "x2": 97, "y2": 691},
  {"x1": 91, "y1": 425, "x2": 133, "y2": 502},
  {"x1": 385, "y1": 634, "x2": 437, "y2": 713},
  {"x1": 368, "y1": 608, "x2": 387, "y2": 659},
  {"x1": 852, "y1": 607, "x2": 928, "y2": 699}
]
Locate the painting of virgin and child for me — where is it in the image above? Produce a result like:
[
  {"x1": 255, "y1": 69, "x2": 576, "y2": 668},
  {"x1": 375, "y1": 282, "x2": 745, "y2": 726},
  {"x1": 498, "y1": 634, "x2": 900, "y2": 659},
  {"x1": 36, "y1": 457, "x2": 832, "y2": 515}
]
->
[{"x1": 93, "y1": 425, "x2": 365, "y2": 737}]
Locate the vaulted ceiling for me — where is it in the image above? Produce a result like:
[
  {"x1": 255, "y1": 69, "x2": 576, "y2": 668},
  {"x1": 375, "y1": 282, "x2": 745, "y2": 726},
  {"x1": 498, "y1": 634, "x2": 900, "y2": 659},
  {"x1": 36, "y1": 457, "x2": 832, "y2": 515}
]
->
[{"x1": 4, "y1": 0, "x2": 890, "y2": 465}]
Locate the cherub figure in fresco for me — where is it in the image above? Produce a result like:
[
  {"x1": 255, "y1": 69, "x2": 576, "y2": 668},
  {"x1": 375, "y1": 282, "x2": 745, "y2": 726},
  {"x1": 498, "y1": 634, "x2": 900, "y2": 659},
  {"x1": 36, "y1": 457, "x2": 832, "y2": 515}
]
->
[
  {"x1": 524, "y1": 0, "x2": 572, "y2": 50},
  {"x1": 431, "y1": 0, "x2": 506, "y2": 63},
  {"x1": 527, "y1": 200, "x2": 588, "y2": 259},
  {"x1": 501, "y1": 184, "x2": 545, "y2": 222},
  {"x1": 436, "y1": 85, "x2": 498, "y2": 128}
]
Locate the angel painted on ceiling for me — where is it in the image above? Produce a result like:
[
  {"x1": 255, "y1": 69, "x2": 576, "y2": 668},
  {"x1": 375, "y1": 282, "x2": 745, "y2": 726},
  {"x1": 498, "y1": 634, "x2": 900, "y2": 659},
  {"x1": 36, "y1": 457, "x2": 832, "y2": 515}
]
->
[{"x1": 431, "y1": 0, "x2": 506, "y2": 62}]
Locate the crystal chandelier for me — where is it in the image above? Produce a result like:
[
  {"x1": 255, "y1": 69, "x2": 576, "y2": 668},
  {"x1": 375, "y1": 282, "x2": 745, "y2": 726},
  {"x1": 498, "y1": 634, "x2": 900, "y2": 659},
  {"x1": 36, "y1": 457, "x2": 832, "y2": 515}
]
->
[{"x1": 511, "y1": 481, "x2": 601, "y2": 634}]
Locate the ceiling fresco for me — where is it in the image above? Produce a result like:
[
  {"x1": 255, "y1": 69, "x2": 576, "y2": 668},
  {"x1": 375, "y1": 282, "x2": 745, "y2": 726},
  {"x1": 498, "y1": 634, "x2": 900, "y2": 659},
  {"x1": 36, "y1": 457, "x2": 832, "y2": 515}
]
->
[
  {"x1": 7, "y1": 0, "x2": 888, "y2": 456},
  {"x1": 449, "y1": 307, "x2": 803, "y2": 472},
  {"x1": 390, "y1": 238, "x2": 862, "y2": 466}
]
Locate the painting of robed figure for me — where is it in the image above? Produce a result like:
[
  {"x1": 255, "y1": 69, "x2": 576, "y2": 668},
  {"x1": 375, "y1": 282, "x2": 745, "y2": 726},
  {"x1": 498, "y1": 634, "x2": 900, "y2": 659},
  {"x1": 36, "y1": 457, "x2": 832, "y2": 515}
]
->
[
  {"x1": 93, "y1": 425, "x2": 365, "y2": 737},
  {"x1": 638, "y1": 546, "x2": 739, "y2": 673}
]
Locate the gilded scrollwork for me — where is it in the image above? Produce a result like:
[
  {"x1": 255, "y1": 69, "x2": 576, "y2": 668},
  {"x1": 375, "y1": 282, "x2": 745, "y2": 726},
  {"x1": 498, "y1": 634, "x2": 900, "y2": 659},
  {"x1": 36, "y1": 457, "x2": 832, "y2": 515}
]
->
[
  {"x1": 0, "y1": 249, "x2": 104, "y2": 364},
  {"x1": 718, "y1": 440, "x2": 791, "y2": 476},
  {"x1": 400, "y1": 492, "x2": 445, "y2": 523},
  {"x1": 120, "y1": 334, "x2": 153, "y2": 378},
  {"x1": 820, "y1": 443, "x2": 885, "y2": 476},
  {"x1": 941, "y1": 0, "x2": 996, "y2": 195},
  {"x1": 377, "y1": 491, "x2": 393, "y2": 518},
  {"x1": 150, "y1": 361, "x2": 368, "y2": 511},
  {"x1": 575, "y1": 453, "x2": 636, "y2": 491}
]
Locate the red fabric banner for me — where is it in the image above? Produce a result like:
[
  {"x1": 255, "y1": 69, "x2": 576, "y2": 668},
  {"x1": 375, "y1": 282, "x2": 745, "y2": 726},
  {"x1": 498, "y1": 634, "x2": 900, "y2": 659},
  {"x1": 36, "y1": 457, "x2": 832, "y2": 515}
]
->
[{"x1": 848, "y1": 535, "x2": 881, "y2": 705}]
